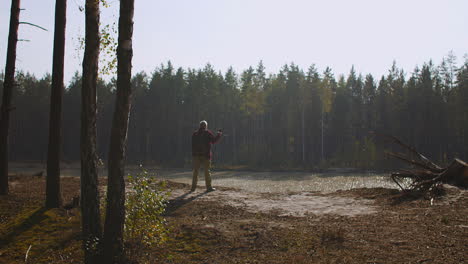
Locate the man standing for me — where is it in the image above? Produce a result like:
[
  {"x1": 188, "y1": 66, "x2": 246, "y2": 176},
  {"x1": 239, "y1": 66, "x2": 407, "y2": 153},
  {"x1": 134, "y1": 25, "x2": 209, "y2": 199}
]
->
[{"x1": 191, "y1": 120, "x2": 222, "y2": 192}]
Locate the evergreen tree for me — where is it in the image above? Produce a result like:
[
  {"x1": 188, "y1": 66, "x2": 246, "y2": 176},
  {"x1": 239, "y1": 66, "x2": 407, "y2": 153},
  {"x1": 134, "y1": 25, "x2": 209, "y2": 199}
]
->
[
  {"x1": 0, "y1": 0, "x2": 21, "y2": 195},
  {"x1": 3, "y1": 57, "x2": 467, "y2": 169},
  {"x1": 46, "y1": 0, "x2": 67, "y2": 208},
  {"x1": 80, "y1": 0, "x2": 102, "y2": 262}
]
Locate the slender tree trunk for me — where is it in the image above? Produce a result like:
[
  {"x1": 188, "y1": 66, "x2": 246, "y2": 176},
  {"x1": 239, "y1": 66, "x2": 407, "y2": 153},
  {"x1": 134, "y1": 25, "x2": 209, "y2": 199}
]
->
[
  {"x1": 81, "y1": 0, "x2": 102, "y2": 263},
  {"x1": 321, "y1": 108, "x2": 324, "y2": 162},
  {"x1": 144, "y1": 130, "x2": 150, "y2": 163},
  {"x1": 232, "y1": 122, "x2": 237, "y2": 163},
  {"x1": 103, "y1": 0, "x2": 134, "y2": 262},
  {"x1": 0, "y1": 0, "x2": 20, "y2": 195},
  {"x1": 302, "y1": 104, "x2": 305, "y2": 164},
  {"x1": 46, "y1": 0, "x2": 67, "y2": 208}
]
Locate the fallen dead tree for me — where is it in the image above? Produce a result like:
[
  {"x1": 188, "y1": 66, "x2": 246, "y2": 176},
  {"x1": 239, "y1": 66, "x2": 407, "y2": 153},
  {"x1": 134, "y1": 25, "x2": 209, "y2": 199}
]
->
[{"x1": 377, "y1": 133, "x2": 468, "y2": 196}]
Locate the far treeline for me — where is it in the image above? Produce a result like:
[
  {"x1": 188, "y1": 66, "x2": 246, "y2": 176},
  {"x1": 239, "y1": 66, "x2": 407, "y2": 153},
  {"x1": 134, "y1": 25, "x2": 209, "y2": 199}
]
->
[{"x1": 1, "y1": 55, "x2": 467, "y2": 169}]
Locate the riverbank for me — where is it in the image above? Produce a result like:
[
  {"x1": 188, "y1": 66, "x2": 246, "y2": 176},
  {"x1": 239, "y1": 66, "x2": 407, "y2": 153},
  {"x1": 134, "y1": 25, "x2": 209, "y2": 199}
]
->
[
  {"x1": 8, "y1": 162, "x2": 398, "y2": 194},
  {"x1": 0, "y1": 175, "x2": 467, "y2": 263}
]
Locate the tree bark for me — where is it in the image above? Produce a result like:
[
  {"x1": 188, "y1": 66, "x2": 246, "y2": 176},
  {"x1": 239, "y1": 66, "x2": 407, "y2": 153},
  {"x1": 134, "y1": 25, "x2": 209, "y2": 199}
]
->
[
  {"x1": 46, "y1": 0, "x2": 67, "y2": 208},
  {"x1": 383, "y1": 134, "x2": 468, "y2": 195},
  {"x1": 302, "y1": 104, "x2": 305, "y2": 164},
  {"x1": 81, "y1": 0, "x2": 102, "y2": 263},
  {"x1": 0, "y1": 0, "x2": 20, "y2": 195},
  {"x1": 442, "y1": 158, "x2": 468, "y2": 188},
  {"x1": 103, "y1": 0, "x2": 134, "y2": 262}
]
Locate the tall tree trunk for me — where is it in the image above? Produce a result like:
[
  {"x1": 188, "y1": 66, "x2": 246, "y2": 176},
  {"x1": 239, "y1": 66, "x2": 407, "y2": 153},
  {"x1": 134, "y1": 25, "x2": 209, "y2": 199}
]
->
[
  {"x1": 0, "y1": 0, "x2": 20, "y2": 195},
  {"x1": 321, "y1": 108, "x2": 324, "y2": 162},
  {"x1": 81, "y1": 0, "x2": 102, "y2": 263},
  {"x1": 46, "y1": 0, "x2": 67, "y2": 208},
  {"x1": 232, "y1": 123, "x2": 237, "y2": 163},
  {"x1": 302, "y1": 104, "x2": 305, "y2": 164},
  {"x1": 103, "y1": 0, "x2": 134, "y2": 262},
  {"x1": 144, "y1": 130, "x2": 149, "y2": 163}
]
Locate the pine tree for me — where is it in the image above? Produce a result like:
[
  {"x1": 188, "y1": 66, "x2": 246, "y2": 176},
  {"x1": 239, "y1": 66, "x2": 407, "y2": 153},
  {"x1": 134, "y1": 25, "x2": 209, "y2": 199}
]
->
[
  {"x1": 80, "y1": 0, "x2": 102, "y2": 262},
  {"x1": 46, "y1": 0, "x2": 67, "y2": 208},
  {"x1": 0, "y1": 0, "x2": 21, "y2": 195}
]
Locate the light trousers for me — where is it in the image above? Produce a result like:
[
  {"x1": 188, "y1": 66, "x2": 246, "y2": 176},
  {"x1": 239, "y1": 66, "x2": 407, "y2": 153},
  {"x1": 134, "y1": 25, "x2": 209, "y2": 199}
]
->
[{"x1": 191, "y1": 155, "x2": 212, "y2": 190}]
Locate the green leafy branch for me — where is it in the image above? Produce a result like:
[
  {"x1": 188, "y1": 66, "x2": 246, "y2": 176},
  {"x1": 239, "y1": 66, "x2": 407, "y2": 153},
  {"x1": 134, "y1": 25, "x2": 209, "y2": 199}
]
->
[{"x1": 75, "y1": 0, "x2": 118, "y2": 77}]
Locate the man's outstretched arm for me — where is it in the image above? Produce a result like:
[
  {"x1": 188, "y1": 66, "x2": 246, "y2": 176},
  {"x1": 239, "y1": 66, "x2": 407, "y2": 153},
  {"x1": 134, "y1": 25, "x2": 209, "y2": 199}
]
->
[{"x1": 210, "y1": 130, "x2": 222, "y2": 144}]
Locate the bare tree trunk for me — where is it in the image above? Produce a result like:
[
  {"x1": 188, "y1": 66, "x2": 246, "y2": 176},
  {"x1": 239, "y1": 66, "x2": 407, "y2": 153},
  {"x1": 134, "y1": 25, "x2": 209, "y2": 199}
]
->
[
  {"x1": 0, "y1": 0, "x2": 20, "y2": 195},
  {"x1": 321, "y1": 108, "x2": 324, "y2": 162},
  {"x1": 81, "y1": 0, "x2": 102, "y2": 262},
  {"x1": 302, "y1": 104, "x2": 305, "y2": 164},
  {"x1": 103, "y1": 0, "x2": 134, "y2": 262},
  {"x1": 232, "y1": 122, "x2": 237, "y2": 163},
  {"x1": 46, "y1": 0, "x2": 67, "y2": 208},
  {"x1": 144, "y1": 130, "x2": 150, "y2": 163}
]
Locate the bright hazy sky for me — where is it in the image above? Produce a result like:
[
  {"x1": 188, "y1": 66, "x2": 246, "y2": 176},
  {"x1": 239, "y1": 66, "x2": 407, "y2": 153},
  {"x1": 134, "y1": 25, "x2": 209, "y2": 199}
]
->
[{"x1": 0, "y1": 0, "x2": 467, "y2": 84}]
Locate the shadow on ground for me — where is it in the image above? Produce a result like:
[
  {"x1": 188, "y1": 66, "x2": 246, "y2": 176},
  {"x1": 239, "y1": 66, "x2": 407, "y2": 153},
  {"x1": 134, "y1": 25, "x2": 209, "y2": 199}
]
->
[{"x1": 164, "y1": 191, "x2": 207, "y2": 216}]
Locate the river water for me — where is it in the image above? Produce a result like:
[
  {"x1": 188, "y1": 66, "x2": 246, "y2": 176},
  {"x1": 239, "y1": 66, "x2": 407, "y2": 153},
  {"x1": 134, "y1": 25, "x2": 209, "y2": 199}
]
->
[
  {"x1": 10, "y1": 163, "x2": 398, "y2": 194},
  {"x1": 156, "y1": 170, "x2": 398, "y2": 193}
]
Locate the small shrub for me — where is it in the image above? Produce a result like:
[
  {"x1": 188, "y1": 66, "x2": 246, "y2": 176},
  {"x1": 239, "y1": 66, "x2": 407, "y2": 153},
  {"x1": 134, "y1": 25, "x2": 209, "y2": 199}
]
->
[{"x1": 124, "y1": 170, "x2": 170, "y2": 260}]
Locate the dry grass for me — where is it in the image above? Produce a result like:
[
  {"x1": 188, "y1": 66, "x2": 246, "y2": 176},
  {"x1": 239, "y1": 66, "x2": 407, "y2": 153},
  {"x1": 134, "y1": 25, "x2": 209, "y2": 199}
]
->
[
  {"x1": 320, "y1": 228, "x2": 345, "y2": 247},
  {"x1": 1, "y1": 175, "x2": 467, "y2": 263}
]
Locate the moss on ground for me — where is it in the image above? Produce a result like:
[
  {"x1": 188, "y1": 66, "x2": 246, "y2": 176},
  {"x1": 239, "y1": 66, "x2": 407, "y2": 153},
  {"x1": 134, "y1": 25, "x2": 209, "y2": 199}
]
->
[{"x1": 0, "y1": 206, "x2": 82, "y2": 264}]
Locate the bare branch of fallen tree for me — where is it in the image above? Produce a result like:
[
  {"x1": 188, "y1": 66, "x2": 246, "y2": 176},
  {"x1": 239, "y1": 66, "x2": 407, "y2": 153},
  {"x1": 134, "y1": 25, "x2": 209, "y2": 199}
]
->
[
  {"x1": 373, "y1": 132, "x2": 444, "y2": 173},
  {"x1": 386, "y1": 151, "x2": 439, "y2": 173},
  {"x1": 390, "y1": 173, "x2": 408, "y2": 191},
  {"x1": 379, "y1": 134, "x2": 468, "y2": 197}
]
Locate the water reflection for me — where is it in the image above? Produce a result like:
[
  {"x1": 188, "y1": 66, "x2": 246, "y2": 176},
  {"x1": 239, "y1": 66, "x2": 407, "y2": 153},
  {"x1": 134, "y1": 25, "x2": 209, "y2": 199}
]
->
[
  {"x1": 10, "y1": 164, "x2": 398, "y2": 194},
  {"x1": 155, "y1": 170, "x2": 397, "y2": 194}
]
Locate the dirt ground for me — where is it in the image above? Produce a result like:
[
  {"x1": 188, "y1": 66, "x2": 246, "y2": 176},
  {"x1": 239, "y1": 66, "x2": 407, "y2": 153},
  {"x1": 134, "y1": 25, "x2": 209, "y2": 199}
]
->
[
  {"x1": 0, "y1": 174, "x2": 467, "y2": 263},
  {"x1": 158, "y1": 182, "x2": 467, "y2": 264}
]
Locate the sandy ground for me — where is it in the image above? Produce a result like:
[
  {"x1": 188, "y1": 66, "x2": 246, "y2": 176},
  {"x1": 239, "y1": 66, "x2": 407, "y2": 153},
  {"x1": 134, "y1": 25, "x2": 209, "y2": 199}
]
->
[
  {"x1": 170, "y1": 188, "x2": 377, "y2": 217},
  {"x1": 159, "y1": 181, "x2": 468, "y2": 264},
  {"x1": 151, "y1": 179, "x2": 468, "y2": 263},
  {"x1": 1, "y1": 169, "x2": 467, "y2": 263}
]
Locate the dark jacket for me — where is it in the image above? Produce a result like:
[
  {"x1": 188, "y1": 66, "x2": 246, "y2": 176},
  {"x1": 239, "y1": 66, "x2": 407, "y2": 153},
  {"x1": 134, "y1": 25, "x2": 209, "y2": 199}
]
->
[{"x1": 192, "y1": 128, "x2": 221, "y2": 160}]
